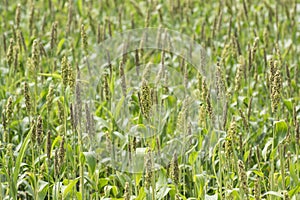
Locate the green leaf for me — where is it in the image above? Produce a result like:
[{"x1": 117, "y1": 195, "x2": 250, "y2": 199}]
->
[
  {"x1": 252, "y1": 170, "x2": 264, "y2": 178},
  {"x1": 283, "y1": 99, "x2": 293, "y2": 113},
  {"x1": 156, "y1": 186, "x2": 170, "y2": 200},
  {"x1": 114, "y1": 95, "x2": 125, "y2": 119},
  {"x1": 80, "y1": 152, "x2": 86, "y2": 165},
  {"x1": 76, "y1": 192, "x2": 82, "y2": 200},
  {"x1": 289, "y1": 184, "x2": 300, "y2": 197},
  {"x1": 274, "y1": 120, "x2": 288, "y2": 146},
  {"x1": 83, "y1": 152, "x2": 96, "y2": 174},
  {"x1": 188, "y1": 151, "x2": 198, "y2": 165},
  {"x1": 62, "y1": 178, "x2": 80, "y2": 198},
  {"x1": 12, "y1": 127, "x2": 33, "y2": 199},
  {"x1": 136, "y1": 187, "x2": 146, "y2": 200},
  {"x1": 56, "y1": 38, "x2": 65, "y2": 55},
  {"x1": 99, "y1": 178, "x2": 109, "y2": 189},
  {"x1": 77, "y1": 0, "x2": 83, "y2": 16}
]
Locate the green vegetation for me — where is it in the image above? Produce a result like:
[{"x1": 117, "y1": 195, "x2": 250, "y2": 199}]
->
[{"x1": 0, "y1": 0, "x2": 299, "y2": 199}]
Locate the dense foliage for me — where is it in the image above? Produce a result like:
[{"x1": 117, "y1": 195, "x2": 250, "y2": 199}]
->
[{"x1": 0, "y1": 0, "x2": 299, "y2": 199}]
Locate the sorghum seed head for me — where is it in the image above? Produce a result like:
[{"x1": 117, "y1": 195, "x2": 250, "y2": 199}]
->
[
  {"x1": 81, "y1": 24, "x2": 88, "y2": 52},
  {"x1": 103, "y1": 73, "x2": 110, "y2": 101},
  {"x1": 54, "y1": 149, "x2": 59, "y2": 176},
  {"x1": 61, "y1": 56, "x2": 69, "y2": 87},
  {"x1": 198, "y1": 103, "x2": 206, "y2": 128},
  {"x1": 36, "y1": 115, "x2": 43, "y2": 145},
  {"x1": 59, "y1": 136, "x2": 65, "y2": 164},
  {"x1": 254, "y1": 177, "x2": 261, "y2": 200},
  {"x1": 51, "y1": 21, "x2": 58, "y2": 49},
  {"x1": 5, "y1": 96, "x2": 13, "y2": 125},
  {"x1": 31, "y1": 119, "x2": 36, "y2": 144},
  {"x1": 15, "y1": 4, "x2": 21, "y2": 28},
  {"x1": 171, "y1": 152, "x2": 179, "y2": 185},
  {"x1": 124, "y1": 182, "x2": 130, "y2": 200},
  {"x1": 6, "y1": 38, "x2": 14, "y2": 67},
  {"x1": 201, "y1": 77, "x2": 208, "y2": 101},
  {"x1": 29, "y1": 4, "x2": 35, "y2": 36},
  {"x1": 235, "y1": 62, "x2": 243, "y2": 92},
  {"x1": 46, "y1": 84, "x2": 54, "y2": 113},
  {"x1": 68, "y1": 62, "x2": 75, "y2": 90},
  {"x1": 225, "y1": 119, "x2": 237, "y2": 160},
  {"x1": 57, "y1": 99, "x2": 64, "y2": 124},
  {"x1": 140, "y1": 80, "x2": 152, "y2": 119},
  {"x1": 47, "y1": 130, "x2": 51, "y2": 160},
  {"x1": 271, "y1": 67, "x2": 282, "y2": 113},
  {"x1": 144, "y1": 148, "x2": 153, "y2": 189},
  {"x1": 238, "y1": 160, "x2": 249, "y2": 198},
  {"x1": 2, "y1": 111, "x2": 7, "y2": 131},
  {"x1": 31, "y1": 39, "x2": 40, "y2": 70},
  {"x1": 216, "y1": 62, "x2": 226, "y2": 98},
  {"x1": 176, "y1": 98, "x2": 189, "y2": 133}
]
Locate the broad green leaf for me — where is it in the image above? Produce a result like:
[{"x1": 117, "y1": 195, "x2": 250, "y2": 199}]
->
[
  {"x1": 156, "y1": 186, "x2": 170, "y2": 200},
  {"x1": 283, "y1": 99, "x2": 293, "y2": 113},
  {"x1": 12, "y1": 126, "x2": 33, "y2": 199},
  {"x1": 83, "y1": 152, "x2": 97, "y2": 174},
  {"x1": 136, "y1": 187, "x2": 146, "y2": 200},
  {"x1": 289, "y1": 184, "x2": 300, "y2": 197},
  {"x1": 274, "y1": 120, "x2": 288, "y2": 146},
  {"x1": 62, "y1": 178, "x2": 80, "y2": 198},
  {"x1": 80, "y1": 152, "x2": 86, "y2": 165},
  {"x1": 99, "y1": 178, "x2": 109, "y2": 189},
  {"x1": 56, "y1": 38, "x2": 65, "y2": 55}
]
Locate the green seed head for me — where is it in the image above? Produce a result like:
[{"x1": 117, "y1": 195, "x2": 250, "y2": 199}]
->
[
  {"x1": 170, "y1": 152, "x2": 179, "y2": 185},
  {"x1": 47, "y1": 130, "x2": 51, "y2": 160},
  {"x1": 59, "y1": 136, "x2": 65, "y2": 164},
  {"x1": 140, "y1": 80, "x2": 152, "y2": 119},
  {"x1": 61, "y1": 56, "x2": 69, "y2": 87},
  {"x1": 144, "y1": 148, "x2": 153, "y2": 189},
  {"x1": 6, "y1": 39, "x2": 14, "y2": 67},
  {"x1": 36, "y1": 115, "x2": 43, "y2": 145},
  {"x1": 238, "y1": 160, "x2": 249, "y2": 198},
  {"x1": 51, "y1": 22, "x2": 58, "y2": 49},
  {"x1": 5, "y1": 96, "x2": 13, "y2": 125},
  {"x1": 124, "y1": 182, "x2": 130, "y2": 200},
  {"x1": 81, "y1": 24, "x2": 88, "y2": 52},
  {"x1": 31, "y1": 39, "x2": 40, "y2": 70},
  {"x1": 15, "y1": 4, "x2": 21, "y2": 28},
  {"x1": 46, "y1": 84, "x2": 54, "y2": 113}
]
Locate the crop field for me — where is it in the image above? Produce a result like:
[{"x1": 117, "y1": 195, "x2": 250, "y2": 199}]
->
[{"x1": 0, "y1": 0, "x2": 299, "y2": 199}]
